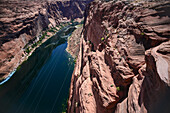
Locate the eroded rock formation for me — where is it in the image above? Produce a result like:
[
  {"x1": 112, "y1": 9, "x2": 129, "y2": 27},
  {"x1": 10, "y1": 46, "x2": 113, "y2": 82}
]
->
[
  {"x1": 0, "y1": 0, "x2": 92, "y2": 81},
  {"x1": 68, "y1": 0, "x2": 170, "y2": 113},
  {"x1": 67, "y1": 25, "x2": 83, "y2": 58}
]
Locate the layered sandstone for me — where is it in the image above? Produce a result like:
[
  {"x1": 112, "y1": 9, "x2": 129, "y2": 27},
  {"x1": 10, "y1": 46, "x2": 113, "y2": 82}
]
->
[
  {"x1": 68, "y1": 0, "x2": 170, "y2": 113},
  {"x1": 0, "y1": 0, "x2": 92, "y2": 81}
]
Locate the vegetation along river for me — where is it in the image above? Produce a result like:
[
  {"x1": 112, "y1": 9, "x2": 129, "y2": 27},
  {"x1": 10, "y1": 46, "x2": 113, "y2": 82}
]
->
[{"x1": 0, "y1": 24, "x2": 77, "y2": 113}]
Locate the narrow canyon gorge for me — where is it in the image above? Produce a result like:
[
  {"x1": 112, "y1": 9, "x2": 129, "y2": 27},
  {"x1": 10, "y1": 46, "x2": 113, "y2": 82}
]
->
[{"x1": 0, "y1": 0, "x2": 170, "y2": 113}]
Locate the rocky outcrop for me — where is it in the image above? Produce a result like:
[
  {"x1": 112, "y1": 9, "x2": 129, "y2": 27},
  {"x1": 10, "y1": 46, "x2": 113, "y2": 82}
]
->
[
  {"x1": 0, "y1": 0, "x2": 92, "y2": 81},
  {"x1": 67, "y1": 25, "x2": 83, "y2": 58},
  {"x1": 68, "y1": 0, "x2": 170, "y2": 113}
]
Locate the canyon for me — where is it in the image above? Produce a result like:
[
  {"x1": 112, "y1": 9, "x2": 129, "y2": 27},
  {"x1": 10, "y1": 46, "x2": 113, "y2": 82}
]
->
[
  {"x1": 0, "y1": 0, "x2": 92, "y2": 81},
  {"x1": 0, "y1": 0, "x2": 170, "y2": 113},
  {"x1": 67, "y1": 0, "x2": 170, "y2": 113}
]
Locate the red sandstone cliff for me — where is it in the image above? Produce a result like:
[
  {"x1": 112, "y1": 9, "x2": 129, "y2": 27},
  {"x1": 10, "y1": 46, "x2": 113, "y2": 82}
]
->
[
  {"x1": 0, "y1": 0, "x2": 92, "y2": 81},
  {"x1": 68, "y1": 0, "x2": 170, "y2": 113}
]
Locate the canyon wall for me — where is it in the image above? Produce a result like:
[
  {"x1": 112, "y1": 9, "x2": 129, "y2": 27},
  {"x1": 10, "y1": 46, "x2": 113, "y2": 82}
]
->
[
  {"x1": 0, "y1": 0, "x2": 92, "y2": 81},
  {"x1": 68, "y1": 0, "x2": 170, "y2": 113}
]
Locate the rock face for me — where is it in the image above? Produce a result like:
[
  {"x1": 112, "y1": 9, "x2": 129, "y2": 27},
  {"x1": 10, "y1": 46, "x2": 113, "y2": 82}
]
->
[
  {"x1": 47, "y1": 0, "x2": 92, "y2": 23},
  {"x1": 0, "y1": 0, "x2": 92, "y2": 81},
  {"x1": 67, "y1": 25, "x2": 83, "y2": 58},
  {"x1": 68, "y1": 1, "x2": 170, "y2": 113}
]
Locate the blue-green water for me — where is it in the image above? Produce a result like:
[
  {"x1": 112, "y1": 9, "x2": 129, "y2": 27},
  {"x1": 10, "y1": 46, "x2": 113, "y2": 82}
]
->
[{"x1": 0, "y1": 26, "x2": 76, "y2": 113}]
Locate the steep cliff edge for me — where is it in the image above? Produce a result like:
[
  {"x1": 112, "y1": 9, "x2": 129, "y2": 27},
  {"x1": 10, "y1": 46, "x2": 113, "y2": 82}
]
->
[
  {"x1": 68, "y1": 1, "x2": 170, "y2": 113},
  {"x1": 0, "y1": 0, "x2": 92, "y2": 81}
]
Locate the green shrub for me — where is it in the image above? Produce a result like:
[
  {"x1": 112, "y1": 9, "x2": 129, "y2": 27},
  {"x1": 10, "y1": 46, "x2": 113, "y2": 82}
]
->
[
  {"x1": 53, "y1": 27, "x2": 57, "y2": 31},
  {"x1": 41, "y1": 32, "x2": 46, "y2": 39},
  {"x1": 74, "y1": 58, "x2": 77, "y2": 63},
  {"x1": 31, "y1": 44, "x2": 34, "y2": 48},
  {"x1": 101, "y1": 37, "x2": 105, "y2": 41},
  {"x1": 116, "y1": 86, "x2": 120, "y2": 91},
  {"x1": 32, "y1": 43, "x2": 38, "y2": 48},
  {"x1": 110, "y1": 84, "x2": 114, "y2": 87},
  {"x1": 106, "y1": 34, "x2": 110, "y2": 39},
  {"x1": 17, "y1": 65, "x2": 21, "y2": 71},
  {"x1": 61, "y1": 98, "x2": 68, "y2": 112},
  {"x1": 141, "y1": 32, "x2": 144, "y2": 35},
  {"x1": 39, "y1": 38, "x2": 43, "y2": 41},
  {"x1": 37, "y1": 41, "x2": 41, "y2": 45},
  {"x1": 80, "y1": 20, "x2": 84, "y2": 24},
  {"x1": 48, "y1": 29, "x2": 55, "y2": 33},
  {"x1": 25, "y1": 47, "x2": 30, "y2": 54},
  {"x1": 88, "y1": 93, "x2": 93, "y2": 96},
  {"x1": 33, "y1": 43, "x2": 37, "y2": 47},
  {"x1": 87, "y1": 40, "x2": 91, "y2": 44}
]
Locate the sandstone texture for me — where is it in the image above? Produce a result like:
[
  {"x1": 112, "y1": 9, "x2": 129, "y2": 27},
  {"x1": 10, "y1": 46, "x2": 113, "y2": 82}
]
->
[
  {"x1": 68, "y1": 0, "x2": 170, "y2": 113},
  {"x1": 0, "y1": 0, "x2": 92, "y2": 81},
  {"x1": 67, "y1": 25, "x2": 83, "y2": 58}
]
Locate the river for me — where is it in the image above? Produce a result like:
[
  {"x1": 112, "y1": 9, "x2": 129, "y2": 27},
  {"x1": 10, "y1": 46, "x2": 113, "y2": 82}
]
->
[{"x1": 0, "y1": 25, "x2": 76, "y2": 113}]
